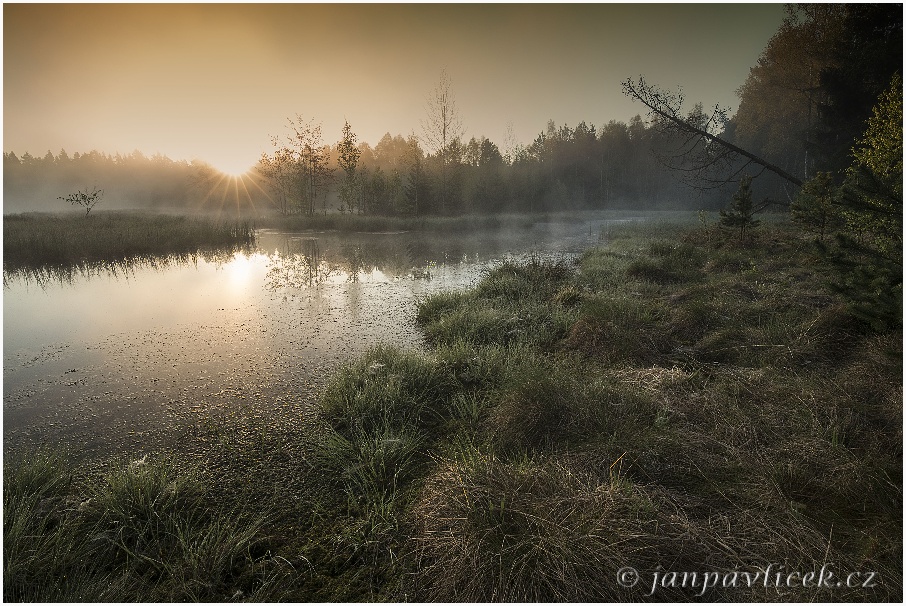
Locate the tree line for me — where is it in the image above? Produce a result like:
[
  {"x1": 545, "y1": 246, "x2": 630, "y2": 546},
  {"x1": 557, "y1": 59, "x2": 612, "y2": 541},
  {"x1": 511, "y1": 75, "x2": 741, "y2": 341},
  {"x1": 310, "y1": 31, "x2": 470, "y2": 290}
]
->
[
  {"x1": 3, "y1": 112, "x2": 723, "y2": 216},
  {"x1": 4, "y1": 4, "x2": 900, "y2": 222}
]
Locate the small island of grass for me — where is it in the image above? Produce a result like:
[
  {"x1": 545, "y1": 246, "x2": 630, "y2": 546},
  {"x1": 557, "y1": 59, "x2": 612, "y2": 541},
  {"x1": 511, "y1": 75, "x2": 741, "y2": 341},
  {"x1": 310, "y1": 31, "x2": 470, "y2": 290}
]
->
[{"x1": 3, "y1": 211, "x2": 255, "y2": 281}]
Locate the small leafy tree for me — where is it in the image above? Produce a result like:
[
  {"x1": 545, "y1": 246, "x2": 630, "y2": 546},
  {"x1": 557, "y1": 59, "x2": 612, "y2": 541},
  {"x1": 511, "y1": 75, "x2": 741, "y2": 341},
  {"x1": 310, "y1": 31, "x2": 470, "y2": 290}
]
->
[
  {"x1": 58, "y1": 185, "x2": 103, "y2": 215},
  {"x1": 337, "y1": 120, "x2": 361, "y2": 214},
  {"x1": 257, "y1": 146, "x2": 298, "y2": 215},
  {"x1": 719, "y1": 175, "x2": 761, "y2": 241}
]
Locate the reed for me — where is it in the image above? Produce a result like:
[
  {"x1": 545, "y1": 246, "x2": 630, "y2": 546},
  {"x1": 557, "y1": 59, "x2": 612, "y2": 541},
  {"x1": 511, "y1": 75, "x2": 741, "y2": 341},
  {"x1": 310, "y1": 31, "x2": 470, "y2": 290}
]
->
[{"x1": 3, "y1": 211, "x2": 254, "y2": 277}]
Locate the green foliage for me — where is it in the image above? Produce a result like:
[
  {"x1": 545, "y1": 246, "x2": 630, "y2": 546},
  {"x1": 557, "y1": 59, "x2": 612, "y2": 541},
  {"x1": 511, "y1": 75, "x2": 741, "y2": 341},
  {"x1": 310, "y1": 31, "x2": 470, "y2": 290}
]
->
[
  {"x1": 824, "y1": 74, "x2": 903, "y2": 330},
  {"x1": 719, "y1": 175, "x2": 761, "y2": 240},
  {"x1": 840, "y1": 73, "x2": 903, "y2": 252},
  {"x1": 791, "y1": 171, "x2": 843, "y2": 240}
]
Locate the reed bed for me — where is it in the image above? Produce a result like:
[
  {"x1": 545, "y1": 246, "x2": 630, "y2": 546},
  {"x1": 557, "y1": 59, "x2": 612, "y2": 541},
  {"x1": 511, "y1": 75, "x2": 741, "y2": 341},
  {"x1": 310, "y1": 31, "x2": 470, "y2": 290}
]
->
[{"x1": 3, "y1": 212, "x2": 255, "y2": 277}]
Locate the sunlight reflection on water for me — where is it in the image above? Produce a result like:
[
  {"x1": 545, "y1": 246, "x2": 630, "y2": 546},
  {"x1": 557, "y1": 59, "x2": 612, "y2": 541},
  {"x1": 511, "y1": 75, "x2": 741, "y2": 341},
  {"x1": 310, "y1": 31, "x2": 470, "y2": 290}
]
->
[{"x1": 3, "y1": 213, "x2": 628, "y2": 459}]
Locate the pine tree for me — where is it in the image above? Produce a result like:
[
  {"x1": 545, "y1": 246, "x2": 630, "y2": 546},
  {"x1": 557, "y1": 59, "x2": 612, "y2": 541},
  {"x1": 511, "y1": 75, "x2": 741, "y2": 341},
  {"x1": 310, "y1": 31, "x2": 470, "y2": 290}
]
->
[
  {"x1": 791, "y1": 171, "x2": 843, "y2": 240},
  {"x1": 337, "y1": 120, "x2": 361, "y2": 214},
  {"x1": 719, "y1": 175, "x2": 761, "y2": 241},
  {"x1": 821, "y1": 74, "x2": 902, "y2": 330}
]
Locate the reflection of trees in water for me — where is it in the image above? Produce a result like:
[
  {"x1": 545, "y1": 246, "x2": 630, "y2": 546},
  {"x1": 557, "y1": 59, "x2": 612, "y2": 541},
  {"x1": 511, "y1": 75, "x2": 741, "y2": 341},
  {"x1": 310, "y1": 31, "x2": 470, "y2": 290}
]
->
[
  {"x1": 263, "y1": 234, "x2": 439, "y2": 287},
  {"x1": 265, "y1": 238, "x2": 340, "y2": 289},
  {"x1": 259, "y1": 226, "x2": 579, "y2": 289},
  {"x1": 341, "y1": 244, "x2": 365, "y2": 282},
  {"x1": 2, "y1": 247, "x2": 247, "y2": 289},
  {"x1": 337, "y1": 238, "x2": 439, "y2": 281}
]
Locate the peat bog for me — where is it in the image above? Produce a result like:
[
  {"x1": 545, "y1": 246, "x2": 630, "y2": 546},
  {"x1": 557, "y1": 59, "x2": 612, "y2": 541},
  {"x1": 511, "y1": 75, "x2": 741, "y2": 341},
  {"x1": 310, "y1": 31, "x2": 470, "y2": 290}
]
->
[{"x1": 4, "y1": 216, "x2": 901, "y2": 601}]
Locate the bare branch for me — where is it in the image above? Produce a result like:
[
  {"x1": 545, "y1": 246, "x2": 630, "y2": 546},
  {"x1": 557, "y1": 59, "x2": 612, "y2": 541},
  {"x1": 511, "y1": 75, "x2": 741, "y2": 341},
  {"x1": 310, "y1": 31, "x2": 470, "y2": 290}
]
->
[{"x1": 622, "y1": 76, "x2": 804, "y2": 192}]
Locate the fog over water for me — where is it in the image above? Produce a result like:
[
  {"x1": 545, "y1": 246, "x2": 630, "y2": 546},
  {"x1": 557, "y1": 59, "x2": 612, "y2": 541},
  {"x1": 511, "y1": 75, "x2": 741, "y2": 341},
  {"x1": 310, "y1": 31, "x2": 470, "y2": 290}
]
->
[{"x1": 4, "y1": 214, "x2": 630, "y2": 460}]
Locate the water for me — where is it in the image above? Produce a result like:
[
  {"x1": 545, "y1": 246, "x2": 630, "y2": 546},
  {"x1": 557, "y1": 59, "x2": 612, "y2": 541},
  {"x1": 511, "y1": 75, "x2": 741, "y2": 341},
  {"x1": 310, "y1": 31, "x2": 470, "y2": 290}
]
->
[{"x1": 3, "y1": 213, "x2": 627, "y2": 459}]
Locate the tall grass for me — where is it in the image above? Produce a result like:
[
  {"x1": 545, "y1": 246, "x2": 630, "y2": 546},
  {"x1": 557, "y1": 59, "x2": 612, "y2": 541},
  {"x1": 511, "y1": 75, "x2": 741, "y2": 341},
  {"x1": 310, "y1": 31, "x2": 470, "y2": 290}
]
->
[
  {"x1": 3, "y1": 211, "x2": 255, "y2": 278},
  {"x1": 407, "y1": 219, "x2": 901, "y2": 601},
  {"x1": 5, "y1": 218, "x2": 900, "y2": 601},
  {"x1": 3, "y1": 451, "x2": 294, "y2": 602}
]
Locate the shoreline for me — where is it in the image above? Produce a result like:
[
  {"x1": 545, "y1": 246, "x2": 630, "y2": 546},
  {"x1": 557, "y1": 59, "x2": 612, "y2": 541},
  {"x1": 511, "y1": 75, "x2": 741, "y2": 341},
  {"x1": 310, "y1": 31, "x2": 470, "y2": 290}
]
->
[{"x1": 5, "y1": 218, "x2": 900, "y2": 601}]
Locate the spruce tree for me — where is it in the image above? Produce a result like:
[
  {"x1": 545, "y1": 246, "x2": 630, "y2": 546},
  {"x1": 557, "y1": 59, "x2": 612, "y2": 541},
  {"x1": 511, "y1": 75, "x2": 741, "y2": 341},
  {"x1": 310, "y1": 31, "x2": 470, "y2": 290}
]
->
[
  {"x1": 791, "y1": 172, "x2": 843, "y2": 241},
  {"x1": 719, "y1": 175, "x2": 760, "y2": 241},
  {"x1": 821, "y1": 74, "x2": 902, "y2": 330}
]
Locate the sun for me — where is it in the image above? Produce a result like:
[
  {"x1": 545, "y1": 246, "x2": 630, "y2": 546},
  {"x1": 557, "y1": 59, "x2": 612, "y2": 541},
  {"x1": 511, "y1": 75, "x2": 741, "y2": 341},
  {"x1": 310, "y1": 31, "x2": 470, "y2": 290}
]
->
[
  {"x1": 207, "y1": 154, "x2": 256, "y2": 177},
  {"x1": 212, "y1": 162, "x2": 253, "y2": 178}
]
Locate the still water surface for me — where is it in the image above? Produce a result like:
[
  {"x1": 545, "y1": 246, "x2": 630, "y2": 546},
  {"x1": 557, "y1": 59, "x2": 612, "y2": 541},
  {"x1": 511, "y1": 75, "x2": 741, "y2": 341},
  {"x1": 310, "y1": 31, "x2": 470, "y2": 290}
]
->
[{"x1": 3, "y1": 214, "x2": 623, "y2": 459}]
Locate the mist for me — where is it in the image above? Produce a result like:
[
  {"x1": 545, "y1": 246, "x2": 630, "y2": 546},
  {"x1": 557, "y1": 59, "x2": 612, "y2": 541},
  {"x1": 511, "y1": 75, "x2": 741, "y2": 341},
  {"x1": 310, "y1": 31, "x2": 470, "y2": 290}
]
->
[{"x1": 4, "y1": 112, "x2": 747, "y2": 218}]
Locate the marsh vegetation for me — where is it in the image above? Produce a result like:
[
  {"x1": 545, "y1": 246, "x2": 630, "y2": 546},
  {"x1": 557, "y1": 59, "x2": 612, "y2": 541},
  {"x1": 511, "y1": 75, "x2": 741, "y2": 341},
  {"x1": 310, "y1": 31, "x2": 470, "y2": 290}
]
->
[
  {"x1": 5, "y1": 219, "x2": 900, "y2": 601},
  {"x1": 3, "y1": 212, "x2": 255, "y2": 284},
  {"x1": 4, "y1": 7, "x2": 901, "y2": 600}
]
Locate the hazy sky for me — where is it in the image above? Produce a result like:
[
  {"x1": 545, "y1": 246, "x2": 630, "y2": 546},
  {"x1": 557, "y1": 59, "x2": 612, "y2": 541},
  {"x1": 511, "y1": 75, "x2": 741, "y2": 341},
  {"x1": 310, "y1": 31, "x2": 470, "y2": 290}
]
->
[{"x1": 4, "y1": 2, "x2": 785, "y2": 175}]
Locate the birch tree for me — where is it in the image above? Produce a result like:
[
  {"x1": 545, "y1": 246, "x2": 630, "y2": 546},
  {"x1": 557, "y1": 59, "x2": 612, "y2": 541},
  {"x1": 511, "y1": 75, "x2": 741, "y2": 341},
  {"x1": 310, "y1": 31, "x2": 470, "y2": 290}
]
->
[{"x1": 422, "y1": 69, "x2": 465, "y2": 214}]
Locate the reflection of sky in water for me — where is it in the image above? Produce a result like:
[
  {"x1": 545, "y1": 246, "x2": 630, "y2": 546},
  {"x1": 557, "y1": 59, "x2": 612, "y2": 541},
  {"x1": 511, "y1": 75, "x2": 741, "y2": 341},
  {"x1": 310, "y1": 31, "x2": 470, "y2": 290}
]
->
[
  {"x1": 3, "y1": 214, "x2": 632, "y2": 457},
  {"x1": 4, "y1": 216, "x2": 624, "y2": 378},
  {"x1": 4, "y1": 251, "x2": 268, "y2": 355}
]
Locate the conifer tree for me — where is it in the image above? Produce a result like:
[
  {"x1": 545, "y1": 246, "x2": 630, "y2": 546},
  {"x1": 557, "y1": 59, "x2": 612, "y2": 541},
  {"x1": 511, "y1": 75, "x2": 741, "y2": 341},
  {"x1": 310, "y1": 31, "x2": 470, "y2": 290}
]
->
[
  {"x1": 719, "y1": 175, "x2": 760, "y2": 241},
  {"x1": 821, "y1": 74, "x2": 902, "y2": 330},
  {"x1": 337, "y1": 120, "x2": 361, "y2": 214},
  {"x1": 791, "y1": 171, "x2": 842, "y2": 240}
]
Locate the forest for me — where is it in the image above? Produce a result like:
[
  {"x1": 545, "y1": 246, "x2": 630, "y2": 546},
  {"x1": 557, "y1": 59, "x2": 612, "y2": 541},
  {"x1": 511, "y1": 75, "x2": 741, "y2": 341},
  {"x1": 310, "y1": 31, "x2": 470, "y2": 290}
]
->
[{"x1": 5, "y1": 5, "x2": 899, "y2": 220}]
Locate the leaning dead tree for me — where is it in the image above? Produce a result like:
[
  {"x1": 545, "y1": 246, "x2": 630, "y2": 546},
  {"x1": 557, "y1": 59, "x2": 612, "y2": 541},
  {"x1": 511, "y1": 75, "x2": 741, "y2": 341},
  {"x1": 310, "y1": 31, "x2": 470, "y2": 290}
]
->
[{"x1": 622, "y1": 76, "x2": 803, "y2": 194}]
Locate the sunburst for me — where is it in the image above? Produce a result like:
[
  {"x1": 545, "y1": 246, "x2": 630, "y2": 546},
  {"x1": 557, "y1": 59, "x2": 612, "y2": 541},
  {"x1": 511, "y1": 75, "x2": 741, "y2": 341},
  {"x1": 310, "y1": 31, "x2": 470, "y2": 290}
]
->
[{"x1": 195, "y1": 163, "x2": 275, "y2": 218}]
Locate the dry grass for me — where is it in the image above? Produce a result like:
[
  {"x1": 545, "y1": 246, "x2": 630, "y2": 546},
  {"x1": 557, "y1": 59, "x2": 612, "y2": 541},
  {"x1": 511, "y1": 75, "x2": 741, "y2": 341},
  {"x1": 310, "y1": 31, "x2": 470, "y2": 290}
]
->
[{"x1": 5, "y1": 218, "x2": 900, "y2": 601}]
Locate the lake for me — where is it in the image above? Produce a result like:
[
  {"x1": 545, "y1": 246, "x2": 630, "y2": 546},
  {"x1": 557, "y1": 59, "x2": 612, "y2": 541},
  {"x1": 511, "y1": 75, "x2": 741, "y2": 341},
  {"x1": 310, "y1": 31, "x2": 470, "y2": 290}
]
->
[{"x1": 3, "y1": 212, "x2": 630, "y2": 461}]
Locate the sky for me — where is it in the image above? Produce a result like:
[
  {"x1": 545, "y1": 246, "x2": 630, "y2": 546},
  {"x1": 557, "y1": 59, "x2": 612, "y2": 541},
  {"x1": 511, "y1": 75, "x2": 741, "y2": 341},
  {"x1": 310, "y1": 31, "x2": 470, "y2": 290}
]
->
[{"x1": 3, "y1": 2, "x2": 786, "y2": 176}]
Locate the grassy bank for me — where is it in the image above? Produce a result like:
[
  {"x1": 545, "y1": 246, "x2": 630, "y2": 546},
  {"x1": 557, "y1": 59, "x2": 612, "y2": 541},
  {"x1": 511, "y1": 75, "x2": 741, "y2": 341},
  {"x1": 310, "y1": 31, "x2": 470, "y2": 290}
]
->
[
  {"x1": 3, "y1": 212, "x2": 255, "y2": 278},
  {"x1": 4, "y1": 219, "x2": 901, "y2": 601}
]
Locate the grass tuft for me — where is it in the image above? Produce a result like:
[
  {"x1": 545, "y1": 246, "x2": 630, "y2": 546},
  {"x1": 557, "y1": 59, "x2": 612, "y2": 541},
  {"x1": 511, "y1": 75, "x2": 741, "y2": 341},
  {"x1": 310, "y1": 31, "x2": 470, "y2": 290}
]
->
[{"x1": 6, "y1": 217, "x2": 900, "y2": 601}]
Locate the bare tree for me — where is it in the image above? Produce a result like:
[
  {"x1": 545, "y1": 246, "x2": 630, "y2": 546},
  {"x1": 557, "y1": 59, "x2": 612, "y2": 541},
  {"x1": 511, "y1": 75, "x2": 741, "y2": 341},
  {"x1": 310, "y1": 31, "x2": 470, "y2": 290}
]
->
[
  {"x1": 58, "y1": 185, "x2": 103, "y2": 215},
  {"x1": 286, "y1": 115, "x2": 332, "y2": 216},
  {"x1": 422, "y1": 69, "x2": 465, "y2": 214},
  {"x1": 622, "y1": 76, "x2": 803, "y2": 193}
]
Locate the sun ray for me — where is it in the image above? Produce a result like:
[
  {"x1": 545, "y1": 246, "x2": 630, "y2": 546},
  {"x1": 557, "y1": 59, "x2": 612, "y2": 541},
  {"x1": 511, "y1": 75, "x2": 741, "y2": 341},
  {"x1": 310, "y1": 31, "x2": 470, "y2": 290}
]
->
[
  {"x1": 236, "y1": 174, "x2": 259, "y2": 216},
  {"x1": 197, "y1": 172, "x2": 231, "y2": 213},
  {"x1": 193, "y1": 164, "x2": 267, "y2": 218},
  {"x1": 242, "y1": 171, "x2": 277, "y2": 209}
]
